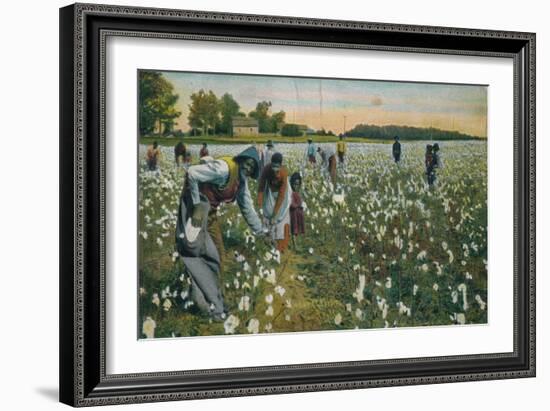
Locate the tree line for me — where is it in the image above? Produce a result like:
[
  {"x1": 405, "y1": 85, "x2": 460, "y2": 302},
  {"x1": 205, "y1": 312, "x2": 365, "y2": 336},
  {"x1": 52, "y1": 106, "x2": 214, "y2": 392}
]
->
[
  {"x1": 188, "y1": 91, "x2": 287, "y2": 136},
  {"x1": 139, "y1": 71, "x2": 291, "y2": 137},
  {"x1": 346, "y1": 123, "x2": 483, "y2": 140}
]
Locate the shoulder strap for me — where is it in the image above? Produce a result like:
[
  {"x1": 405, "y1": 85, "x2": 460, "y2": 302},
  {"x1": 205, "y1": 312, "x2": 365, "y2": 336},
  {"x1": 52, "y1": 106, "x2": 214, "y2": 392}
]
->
[{"x1": 218, "y1": 156, "x2": 240, "y2": 188}]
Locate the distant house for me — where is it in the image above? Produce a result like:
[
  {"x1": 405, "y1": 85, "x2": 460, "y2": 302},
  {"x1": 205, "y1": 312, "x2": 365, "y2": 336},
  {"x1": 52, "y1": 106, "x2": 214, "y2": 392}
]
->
[{"x1": 232, "y1": 117, "x2": 259, "y2": 136}]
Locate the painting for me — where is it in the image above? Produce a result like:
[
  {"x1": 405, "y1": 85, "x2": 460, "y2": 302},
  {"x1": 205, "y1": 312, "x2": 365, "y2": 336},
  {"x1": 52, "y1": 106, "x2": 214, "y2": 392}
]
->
[{"x1": 138, "y1": 69, "x2": 488, "y2": 339}]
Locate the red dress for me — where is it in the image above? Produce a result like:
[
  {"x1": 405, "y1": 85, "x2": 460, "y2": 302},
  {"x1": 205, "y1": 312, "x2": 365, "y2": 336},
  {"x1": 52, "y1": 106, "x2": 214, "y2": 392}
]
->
[{"x1": 290, "y1": 191, "x2": 305, "y2": 235}]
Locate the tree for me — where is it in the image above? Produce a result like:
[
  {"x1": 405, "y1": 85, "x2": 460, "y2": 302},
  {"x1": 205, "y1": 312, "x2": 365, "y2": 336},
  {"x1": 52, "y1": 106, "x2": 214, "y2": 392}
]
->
[
  {"x1": 270, "y1": 111, "x2": 286, "y2": 133},
  {"x1": 248, "y1": 102, "x2": 286, "y2": 133},
  {"x1": 281, "y1": 123, "x2": 302, "y2": 137},
  {"x1": 139, "y1": 72, "x2": 181, "y2": 137},
  {"x1": 249, "y1": 101, "x2": 272, "y2": 132},
  {"x1": 188, "y1": 89, "x2": 220, "y2": 137},
  {"x1": 219, "y1": 93, "x2": 241, "y2": 135}
]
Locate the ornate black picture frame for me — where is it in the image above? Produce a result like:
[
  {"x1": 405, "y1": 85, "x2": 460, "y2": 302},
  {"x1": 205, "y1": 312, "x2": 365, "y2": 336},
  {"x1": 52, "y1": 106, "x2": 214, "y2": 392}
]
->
[{"x1": 59, "y1": 3, "x2": 535, "y2": 407}]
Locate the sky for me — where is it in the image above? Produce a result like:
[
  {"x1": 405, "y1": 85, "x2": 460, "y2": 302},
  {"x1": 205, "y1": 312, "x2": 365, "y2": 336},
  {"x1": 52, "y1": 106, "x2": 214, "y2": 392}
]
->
[{"x1": 161, "y1": 70, "x2": 488, "y2": 137}]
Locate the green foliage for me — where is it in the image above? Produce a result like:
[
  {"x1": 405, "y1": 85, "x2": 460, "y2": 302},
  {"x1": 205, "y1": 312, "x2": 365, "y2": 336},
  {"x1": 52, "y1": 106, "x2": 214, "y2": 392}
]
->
[
  {"x1": 249, "y1": 101, "x2": 286, "y2": 133},
  {"x1": 347, "y1": 123, "x2": 482, "y2": 140},
  {"x1": 316, "y1": 128, "x2": 335, "y2": 136},
  {"x1": 139, "y1": 71, "x2": 181, "y2": 137},
  {"x1": 218, "y1": 93, "x2": 241, "y2": 135},
  {"x1": 187, "y1": 89, "x2": 220, "y2": 136},
  {"x1": 281, "y1": 123, "x2": 303, "y2": 137}
]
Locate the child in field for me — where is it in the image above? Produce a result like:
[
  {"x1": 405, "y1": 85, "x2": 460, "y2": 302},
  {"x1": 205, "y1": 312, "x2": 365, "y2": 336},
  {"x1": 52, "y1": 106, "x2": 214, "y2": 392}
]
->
[{"x1": 289, "y1": 172, "x2": 305, "y2": 248}]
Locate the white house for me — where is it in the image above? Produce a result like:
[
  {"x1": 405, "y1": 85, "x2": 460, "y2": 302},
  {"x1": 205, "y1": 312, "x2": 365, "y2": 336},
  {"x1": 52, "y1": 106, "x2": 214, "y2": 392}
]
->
[{"x1": 232, "y1": 117, "x2": 259, "y2": 136}]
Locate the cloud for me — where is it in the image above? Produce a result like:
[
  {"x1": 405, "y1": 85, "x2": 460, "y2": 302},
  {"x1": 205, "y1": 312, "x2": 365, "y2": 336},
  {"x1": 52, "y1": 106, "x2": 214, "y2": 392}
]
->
[{"x1": 370, "y1": 96, "x2": 383, "y2": 106}]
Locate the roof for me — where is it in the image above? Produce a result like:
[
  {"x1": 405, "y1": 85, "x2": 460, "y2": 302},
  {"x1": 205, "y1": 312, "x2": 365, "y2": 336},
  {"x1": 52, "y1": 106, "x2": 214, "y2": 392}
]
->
[{"x1": 232, "y1": 117, "x2": 259, "y2": 127}]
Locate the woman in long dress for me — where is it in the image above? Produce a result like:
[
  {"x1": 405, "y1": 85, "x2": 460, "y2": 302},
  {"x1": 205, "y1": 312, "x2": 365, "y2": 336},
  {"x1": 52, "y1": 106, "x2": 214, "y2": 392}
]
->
[{"x1": 257, "y1": 152, "x2": 291, "y2": 252}]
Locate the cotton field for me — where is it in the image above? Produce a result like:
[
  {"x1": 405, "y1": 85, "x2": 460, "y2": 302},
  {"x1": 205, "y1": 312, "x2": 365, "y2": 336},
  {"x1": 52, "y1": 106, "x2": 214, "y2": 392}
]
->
[{"x1": 138, "y1": 140, "x2": 488, "y2": 338}]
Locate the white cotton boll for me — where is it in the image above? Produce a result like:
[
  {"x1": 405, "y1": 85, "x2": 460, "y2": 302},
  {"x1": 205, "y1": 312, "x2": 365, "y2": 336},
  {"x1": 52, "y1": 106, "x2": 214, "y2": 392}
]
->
[
  {"x1": 416, "y1": 250, "x2": 428, "y2": 260},
  {"x1": 309, "y1": 247, "x2": 314, "y2": 255},
  {"x1": 355, "y1": 274, "x2": 366, "y2": 303},
  {"x1": 152, "y1": 293, "x2": 160, "y2": 307},
  {"x1": 458, "y1": 283, "x2": 469, "y2": 311},
  {"x1": 238, "y1": 296, "x2": 250, "y2": 311},
  {"x1": 266, "y1": 269, "x2": 277, "y2": 284},
  {"x1": 355, "y1": 308, "x2": 363, "y2": 320},
  {"x1": 447, "y1": 249, "x2": 454, "y2": 264},
  {"x1": 413, "y1": 284, "x2": 419, "y2": 296},
  {"x1": 451, "y1": 290, "x2": 459, "y2": 304},
  {"x1": 233, "y1": 278, "x2": 240, "y2": 289},
  {"x1": 475, "y1": 294, "x2": 487, "y2": 310},
  {"x1": 456, "y1": 313, "x2": 466, "y2": 325},
  {"x1": 223, "y1": 315, "x2": 240, "y2": 334},
  {"x1": 433, "y1": 283, "x2": 439, "y2": 292},
  {"x1": 247, "y1": 318, "x2": 260, "y2": 334},
  {"x1": 421, "y1": 263, "x2": 429, "y2": 272},
  {"x1": 346, "y1": 303, "x2": 352, "y2": 312},
  {"x1": 334, "y1": 313, "x2": 343, "y2": 325},
  {"x1": 275, "y1": 285, "x2": 286, "y2": 297},
  {"x1": 265, "y1": 305, "x2": 274, "y2": 316},
  {"x1": 442, "y1": 241, "x2": 448, "y2": 251},
  {"x1": 465, "y1": 272, "x2": 473, "y2": 280},
  {"x1": 162, "y1": 299, "x2": 172, "y2": 312},
  {"x1": 265, "y1": 294, "x2": 274, "y2": 304},
  {"x1": 253, "y1": 276, "x2": 260, "y2": 288},
  {"x1": 142, "y1": 317, "x2": 156, "y2": 338},
  {"x1": 385, "y1": 277, "x2": 392, "y2": 289}
]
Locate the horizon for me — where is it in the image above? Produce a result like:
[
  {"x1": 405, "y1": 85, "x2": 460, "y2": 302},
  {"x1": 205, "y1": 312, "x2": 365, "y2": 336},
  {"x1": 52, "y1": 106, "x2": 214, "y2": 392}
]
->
[{"x1": 155, "y1": 70, "x2": 488, "y2": 138}]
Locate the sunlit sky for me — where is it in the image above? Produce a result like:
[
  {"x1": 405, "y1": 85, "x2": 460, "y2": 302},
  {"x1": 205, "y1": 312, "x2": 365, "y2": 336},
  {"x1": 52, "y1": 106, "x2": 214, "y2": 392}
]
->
[{"x1": 161, "y1": 70, "x2": 487, "y2": 137}]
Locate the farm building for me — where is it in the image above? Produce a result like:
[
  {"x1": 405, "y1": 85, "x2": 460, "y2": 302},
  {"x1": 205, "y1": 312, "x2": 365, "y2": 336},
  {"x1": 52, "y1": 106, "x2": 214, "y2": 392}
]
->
[{"x1": 232, "y1": 117, "x2": 259, "y2": 136}]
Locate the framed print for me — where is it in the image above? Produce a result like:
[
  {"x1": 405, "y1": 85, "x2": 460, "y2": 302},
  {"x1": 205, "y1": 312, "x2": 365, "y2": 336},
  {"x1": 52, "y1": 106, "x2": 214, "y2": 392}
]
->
[{"x1": 59, "y1": 3, "x2": 536, "y2": 407}]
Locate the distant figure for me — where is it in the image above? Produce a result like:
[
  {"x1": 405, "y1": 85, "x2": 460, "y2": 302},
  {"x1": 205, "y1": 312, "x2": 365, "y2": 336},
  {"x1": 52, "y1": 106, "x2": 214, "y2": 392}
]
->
[
  {"x1": 336, "y1": 135, "x2": 347, "y2": 165},
  {"x1": 265, "y1": 140, "x2": 275, "y2": 166},
  {"x1": 146, "y1": 141, "x2": 161, "y2": 171},
  {"x1": 317, "y1": 146, "x2": 337, "y2": 187},
  {"x1": 305, "y1": 138, "x2": 317, "y2": 166},
  {"x1": 174, "y1": 140, "x2": 186, "y2": 167},
  {"x1": 289, "y1": 172, "x2": 305, "y2": 248},
  {"x1": 258, "y1": 152, "x2": 291, "y2": 252},
  {"x1": 425, "y1": 144, "x2": 435, "y2": 186},
  {"x1": 392, "y1": 135, "x2": 401, "y2": 163},
  {"x1": 199, "y1": 143, "x2": 209, "y2": 158}
]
